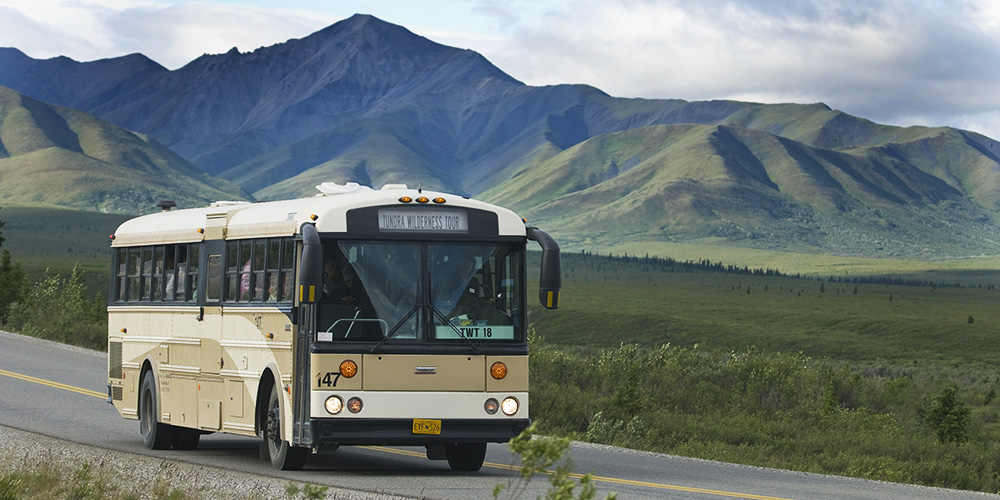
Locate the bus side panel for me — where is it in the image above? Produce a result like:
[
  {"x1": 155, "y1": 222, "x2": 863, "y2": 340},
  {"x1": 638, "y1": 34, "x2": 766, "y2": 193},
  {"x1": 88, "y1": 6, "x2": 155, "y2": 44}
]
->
[
  {"x1": 108, "y1": 307, "x2": 178, "y2": 420},
  {"x1": 220, "y1": 306, "x2": 295, "y2": 437}
]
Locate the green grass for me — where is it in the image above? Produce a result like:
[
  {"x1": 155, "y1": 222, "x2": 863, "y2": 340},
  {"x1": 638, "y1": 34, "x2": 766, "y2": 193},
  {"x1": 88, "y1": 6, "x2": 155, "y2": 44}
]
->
[
  {"x1": 1, "y1": 202, "x2": 124, "y2": 290},
  {"x1": 529, "y1": 252, "x2": 1000, "y2": 364},
  {"x1": 524, "y1": 251, "x2": 1000, "y2": 492}
]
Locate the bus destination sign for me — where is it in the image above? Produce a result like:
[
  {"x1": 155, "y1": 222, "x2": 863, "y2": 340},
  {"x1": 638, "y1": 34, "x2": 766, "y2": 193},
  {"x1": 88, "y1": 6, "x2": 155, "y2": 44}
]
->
[{"x1": 378, "y1": 209, "x2": 468, "y2": 233}]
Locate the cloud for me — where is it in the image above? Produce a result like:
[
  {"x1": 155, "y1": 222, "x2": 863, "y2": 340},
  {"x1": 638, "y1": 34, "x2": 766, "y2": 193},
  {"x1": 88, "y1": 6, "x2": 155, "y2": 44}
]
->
[
  {"x1": 0, "y1": 0, "x2": 332, "y2": 68},
  {"x1": 479, "y1": 0, "x2": 1000, "y2": 138}
]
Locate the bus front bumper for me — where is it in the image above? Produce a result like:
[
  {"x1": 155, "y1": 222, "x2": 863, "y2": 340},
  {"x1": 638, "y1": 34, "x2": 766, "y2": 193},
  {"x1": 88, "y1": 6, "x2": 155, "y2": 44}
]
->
[{"x1": 310, "y1": 418, "x2": 530, "y2": 446}]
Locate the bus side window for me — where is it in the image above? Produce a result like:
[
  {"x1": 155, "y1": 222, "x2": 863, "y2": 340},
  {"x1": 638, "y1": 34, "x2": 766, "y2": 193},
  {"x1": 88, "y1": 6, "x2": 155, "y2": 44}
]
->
[
  {"x1": 141, "y1": 247, "x2": 153, "y2": 301},
  {"x1": 253, "y1": 240, "x2": 266, "y2": 301},
  {"x1": 266, "y1": 239, "x2": 280, "y2": 302},
  {"x1": 164, "y1": 246, "x2": 176, "y2": 301},
  {"x1": 207, "y1": 254, "x2": 223, "y2": 301},
  {"x1": 127, "y1": 249, "x2": 141, "y2": 301},
  {"x1": 189, "y1": 245, "x2": 200, "y2": 302},
  {"x1": 281, "y1": 238, "x2": 295, "y2": 302},
  {"x1": 116, "y1": 248, "x2": 127, "y2": 302},
  {"x1": 173, "y1": 245, "x2": 187, "y2": 302}
]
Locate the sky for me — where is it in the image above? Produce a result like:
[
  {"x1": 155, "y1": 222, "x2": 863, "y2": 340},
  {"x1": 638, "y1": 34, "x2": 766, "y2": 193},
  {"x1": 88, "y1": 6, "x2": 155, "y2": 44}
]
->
[{"x1": 1, "y1": 0, "x2": 999, "y2": 140}]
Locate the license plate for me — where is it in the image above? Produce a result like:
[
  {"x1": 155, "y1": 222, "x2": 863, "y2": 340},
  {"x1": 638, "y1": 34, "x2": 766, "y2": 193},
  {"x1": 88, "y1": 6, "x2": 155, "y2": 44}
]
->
[{"x1": 412, "y1": 418, "x2": 442, "y2": 435}]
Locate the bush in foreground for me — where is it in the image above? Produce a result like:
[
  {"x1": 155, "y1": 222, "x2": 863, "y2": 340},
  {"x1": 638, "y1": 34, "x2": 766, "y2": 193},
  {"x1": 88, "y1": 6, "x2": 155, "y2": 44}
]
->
[{"x1": 528, "y1": 331, "x2": 1000, "y2": 492}]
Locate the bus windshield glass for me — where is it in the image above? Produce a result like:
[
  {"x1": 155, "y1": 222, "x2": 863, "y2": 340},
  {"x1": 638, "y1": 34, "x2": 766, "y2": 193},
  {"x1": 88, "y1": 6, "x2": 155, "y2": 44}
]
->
[{"x1": 316, "y1": 239, "x2": 523, "y2": 343}]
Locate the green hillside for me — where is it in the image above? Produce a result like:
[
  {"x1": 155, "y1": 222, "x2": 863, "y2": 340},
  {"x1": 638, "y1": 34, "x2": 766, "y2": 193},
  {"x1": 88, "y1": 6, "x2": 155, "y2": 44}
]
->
[
  {"x1": 484, "y1": 122, "x2": 1000, "y2": 259},
  {"x1": 0, "y1": 85, "x2": 249, "y2": 213}
]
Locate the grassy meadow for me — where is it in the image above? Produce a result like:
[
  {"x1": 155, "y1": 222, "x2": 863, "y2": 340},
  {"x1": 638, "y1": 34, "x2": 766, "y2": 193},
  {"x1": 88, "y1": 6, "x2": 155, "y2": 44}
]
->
[
  {"x1": 529, "y1": 251, "x2": 1000, "y2": 364},
  {"x1": 5, "y1": 203, "x2": 1000, "y2": 491},
  {"x1": 0, "y1": 202, "x2": 127, "y2": 291},
  {"x1": 527, "y1": 251, "x2": 1000, "y2": 491}
]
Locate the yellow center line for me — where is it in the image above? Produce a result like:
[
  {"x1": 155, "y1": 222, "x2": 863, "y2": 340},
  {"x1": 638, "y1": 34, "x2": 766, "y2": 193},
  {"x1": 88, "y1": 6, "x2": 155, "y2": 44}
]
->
[
  {"x1": 361, "y1": 446, "x2": 794, "y2": 500},
  {"x1": 2, "y1": 371, "x2": 792, "y2": 500},
  {"x1": 0, "y1": 368, "x2": 106, "y2": 399}
]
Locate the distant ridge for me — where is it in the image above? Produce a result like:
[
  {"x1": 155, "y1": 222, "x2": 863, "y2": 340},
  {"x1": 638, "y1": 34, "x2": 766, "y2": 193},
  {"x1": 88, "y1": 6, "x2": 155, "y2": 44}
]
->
[
  {"x1": 1, "y1": 14, "x2": 1000, "y2": 257},
  {"x1": 0, "y1": 85, "x2": 247, "y2": 213}
]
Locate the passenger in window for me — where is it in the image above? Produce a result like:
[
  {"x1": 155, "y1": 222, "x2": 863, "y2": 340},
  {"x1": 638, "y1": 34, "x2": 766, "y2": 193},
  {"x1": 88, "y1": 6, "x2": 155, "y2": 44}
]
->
[
  {"x1": 267, "y1": 274, "x2": 279, "y2": 301},
  {"x1": 281, "y1": 273, "x2": 293, "y2": 302},
  {"x1": 164, "y1": 252, "x2": 176, "y2": 301},
  {"x1": 241, "y1": 254, "x2": 262, "y2": 300},
  {"x1": 323, "y1": 258, "x2": 357, "y2": 305}
]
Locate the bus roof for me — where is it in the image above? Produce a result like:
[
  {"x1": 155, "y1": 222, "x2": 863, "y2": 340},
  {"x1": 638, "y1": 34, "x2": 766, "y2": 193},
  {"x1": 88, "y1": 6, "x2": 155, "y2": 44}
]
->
[{"x1": 111, "y1": 185, "x2": 527, "y2": 246}]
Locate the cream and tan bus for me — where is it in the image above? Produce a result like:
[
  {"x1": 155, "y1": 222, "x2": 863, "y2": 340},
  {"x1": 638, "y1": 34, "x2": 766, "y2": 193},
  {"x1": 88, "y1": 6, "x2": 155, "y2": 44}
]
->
[{"x1": 106, "y1": 182, "x2": 560, "y2": 471}]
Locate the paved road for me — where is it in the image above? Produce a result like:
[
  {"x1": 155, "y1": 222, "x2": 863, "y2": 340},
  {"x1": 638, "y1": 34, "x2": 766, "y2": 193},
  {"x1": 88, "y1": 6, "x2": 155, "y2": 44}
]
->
[{"x1": 1, "y1": 330, "x2": 995, "y2": 500}]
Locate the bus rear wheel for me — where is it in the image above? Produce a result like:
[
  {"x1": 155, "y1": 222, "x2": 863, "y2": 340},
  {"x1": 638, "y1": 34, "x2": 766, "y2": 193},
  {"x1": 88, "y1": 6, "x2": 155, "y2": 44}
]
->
[
  {"x1": 264, "y1": 384, "x2": 307, "y2": 470},
  {"x1": 171, "y1": 427, "x2": 201, "y2": 450},
  {"x1": 445, "y1": 442, "x2": 487, "y2": 471},
  {"x1": 139, "y1": 373, "x2": 173, "y2": 450}
]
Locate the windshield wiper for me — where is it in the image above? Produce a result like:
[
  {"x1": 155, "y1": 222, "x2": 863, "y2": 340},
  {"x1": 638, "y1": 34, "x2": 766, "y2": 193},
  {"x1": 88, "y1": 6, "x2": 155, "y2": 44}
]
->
[
  {"x1": 369, "y1": 305, "x2": 418, "y2": 353},
  {"x1": 430, "y1": 306, "x2": 482, "y2": 354}
]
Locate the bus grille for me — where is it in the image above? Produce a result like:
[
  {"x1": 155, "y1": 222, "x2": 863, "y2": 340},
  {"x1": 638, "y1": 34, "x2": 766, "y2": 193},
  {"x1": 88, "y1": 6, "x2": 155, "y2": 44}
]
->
[{"x1": 109, "y1": 341, "x2": 123, "y2": 379}]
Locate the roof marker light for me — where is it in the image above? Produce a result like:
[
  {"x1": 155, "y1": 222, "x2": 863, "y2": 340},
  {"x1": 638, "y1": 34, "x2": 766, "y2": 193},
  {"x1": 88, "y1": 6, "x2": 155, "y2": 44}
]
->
[
  {"x1": 416, "y1": 196, "x2": 429, "y2": 203},
  {"x1": 399, "y1": 196, "x2": 413, "y2": 203},
  {"x1": 432, "y1": 197, "x2": 446, "y2": 204}
]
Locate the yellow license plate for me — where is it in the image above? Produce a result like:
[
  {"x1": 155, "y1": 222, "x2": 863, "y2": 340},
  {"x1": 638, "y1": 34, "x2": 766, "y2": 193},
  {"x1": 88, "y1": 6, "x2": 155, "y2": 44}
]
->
[{"x1": 412, "y1": 419, "x2": 442, "y2": 435}]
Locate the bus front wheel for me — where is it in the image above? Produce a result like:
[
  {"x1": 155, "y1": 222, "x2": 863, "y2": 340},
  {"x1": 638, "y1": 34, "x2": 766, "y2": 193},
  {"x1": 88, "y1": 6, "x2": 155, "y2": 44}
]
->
[
  {"x1": 139, "y1": 373, "x2": 173, "y2": 450},
  {"x1": 445, "y1": 442, "x2": 487, "y2": 471},
  {"x1": 264, "y1": 384, "x2": 307, "y2": 470}
]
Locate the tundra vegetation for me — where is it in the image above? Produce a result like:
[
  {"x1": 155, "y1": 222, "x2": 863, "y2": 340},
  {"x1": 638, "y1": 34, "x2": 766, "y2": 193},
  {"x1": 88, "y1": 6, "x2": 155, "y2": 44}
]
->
[{"x1": 2, "y1": 208, "x2": 999, "y2": 492}]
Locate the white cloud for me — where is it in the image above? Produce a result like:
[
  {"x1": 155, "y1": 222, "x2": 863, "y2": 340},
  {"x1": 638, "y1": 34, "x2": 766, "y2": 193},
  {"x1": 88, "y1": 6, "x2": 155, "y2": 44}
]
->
[
  {"x1": 0, "y1": 0, "x2": 332, "y2": 67},
  {"x1": 477, "y1": 0, "x2": 1000, "y2": 139}
]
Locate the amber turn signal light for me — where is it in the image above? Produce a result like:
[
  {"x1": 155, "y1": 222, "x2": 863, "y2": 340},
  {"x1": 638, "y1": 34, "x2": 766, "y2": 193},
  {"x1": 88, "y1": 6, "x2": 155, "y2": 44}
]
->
[
  {"x1": 490, "y1": 361, "x2": 507, "y2": 380},
  {"x1": 340, "y1": 359, "x2": 358, "y2": 378}
]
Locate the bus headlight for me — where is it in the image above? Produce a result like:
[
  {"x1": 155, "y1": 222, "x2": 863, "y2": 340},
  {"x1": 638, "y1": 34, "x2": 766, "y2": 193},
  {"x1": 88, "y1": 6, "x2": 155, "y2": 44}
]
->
[
  {"x1": 325, "y1": 396, "x2": 344, "y2": 415},
  {"x1": 484, "y1": 398, "x2": 499, "y2": 415},
  {"x1": 501, "y1": 397, "x2": 519, "y2": 416},
  {"x1": 347, "y1": 397, "x2": 363, "y2": 413}
]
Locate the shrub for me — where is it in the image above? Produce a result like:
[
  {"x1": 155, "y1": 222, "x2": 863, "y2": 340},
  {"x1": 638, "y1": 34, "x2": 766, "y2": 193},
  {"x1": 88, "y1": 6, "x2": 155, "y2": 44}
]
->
[
  {"x1": 0, "y1": 249, "x2": 27, "y2": 325},
  {"x1": 6, "y1": 265, "x2": 106, "y2": 350},
  {"x1": 925, "y1": 385, "x2": 971, "y2": 443}
]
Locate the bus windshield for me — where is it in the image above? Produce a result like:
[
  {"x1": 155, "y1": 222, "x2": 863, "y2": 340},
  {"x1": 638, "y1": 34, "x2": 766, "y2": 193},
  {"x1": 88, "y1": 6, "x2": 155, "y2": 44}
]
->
[{"x1": 316, "y1": 239, "x2": 523, "y2": 343}]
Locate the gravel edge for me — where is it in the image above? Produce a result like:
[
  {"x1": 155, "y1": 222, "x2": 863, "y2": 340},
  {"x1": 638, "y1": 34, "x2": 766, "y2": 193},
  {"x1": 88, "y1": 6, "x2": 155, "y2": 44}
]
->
[{"x1": 0, "y1": 424, "x2": 407, "y2": 500}]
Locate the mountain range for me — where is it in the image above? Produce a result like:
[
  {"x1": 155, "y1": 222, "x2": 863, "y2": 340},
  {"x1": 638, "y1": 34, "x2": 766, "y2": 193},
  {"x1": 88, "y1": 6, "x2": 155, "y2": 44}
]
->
[{"x1": 1, "y1": 13, "x2": 999, "y2": 258}]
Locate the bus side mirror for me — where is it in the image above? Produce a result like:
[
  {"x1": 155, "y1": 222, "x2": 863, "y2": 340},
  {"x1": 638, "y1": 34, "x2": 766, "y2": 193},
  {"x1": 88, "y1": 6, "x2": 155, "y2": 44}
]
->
[
  {"x1": 299, "y1": 224, "x2": 322, "y2": 303},
  {"x1": 526, "y1": 227, "x2": 561, "y2": 309}
]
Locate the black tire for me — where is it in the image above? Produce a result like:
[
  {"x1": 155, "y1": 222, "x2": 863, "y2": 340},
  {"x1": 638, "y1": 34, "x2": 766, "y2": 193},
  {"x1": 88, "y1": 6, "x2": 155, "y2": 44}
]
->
[
  {"x1": 259, "y1": 431, "x2": 270, "y2": 460},
  {"x1": 445, "y1": 442, "x2": 487, "y2": 472},
  {"x1": 171, "y1": 426, "x2": 201, "y2": 450},
  {"x1": 264, "y1": 384, "x2": 307, "y2": 470},
  {"x1": 139, "y1": 373, "x2": 173, "y2": 450}
]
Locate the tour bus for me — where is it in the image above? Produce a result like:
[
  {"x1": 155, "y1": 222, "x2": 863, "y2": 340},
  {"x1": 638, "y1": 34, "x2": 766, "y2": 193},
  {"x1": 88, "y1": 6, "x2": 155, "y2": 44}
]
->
[{"x1": 106, "y1": 182, "x2": 560, "y2": 471}]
